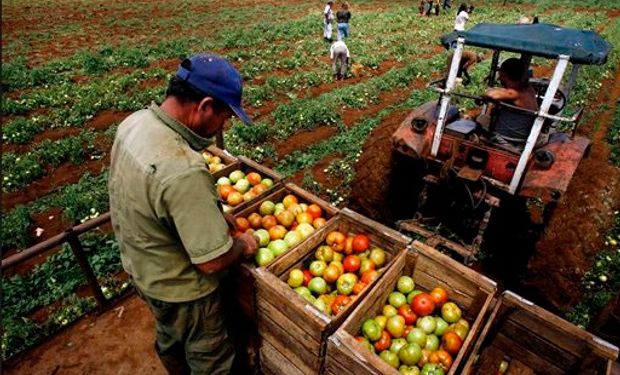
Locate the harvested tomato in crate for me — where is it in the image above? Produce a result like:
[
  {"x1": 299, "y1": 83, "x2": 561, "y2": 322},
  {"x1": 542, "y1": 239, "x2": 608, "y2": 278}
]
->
[{"x1": 325, "y1": 241, "x2": 497, "y2": 375}]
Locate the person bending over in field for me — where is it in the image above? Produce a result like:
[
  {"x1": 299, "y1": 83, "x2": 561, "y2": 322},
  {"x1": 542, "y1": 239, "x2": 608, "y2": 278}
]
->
[
  {"x1": 330, "y1": 40, "x2": 351, "y2": 80},
  {"x1": 446, "y1": 50, "x2": 484, "y2": 86}
]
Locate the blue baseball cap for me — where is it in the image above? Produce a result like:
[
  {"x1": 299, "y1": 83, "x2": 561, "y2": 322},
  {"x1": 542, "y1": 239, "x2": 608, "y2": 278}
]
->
[{"x1": 176, "y1": 53, "x2": 253, "y2": 125}]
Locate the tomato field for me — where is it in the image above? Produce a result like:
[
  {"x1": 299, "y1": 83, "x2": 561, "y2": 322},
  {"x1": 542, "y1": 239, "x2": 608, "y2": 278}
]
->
[{"x1": 2, "y1": 0, "x2": 620, "y2": 373}]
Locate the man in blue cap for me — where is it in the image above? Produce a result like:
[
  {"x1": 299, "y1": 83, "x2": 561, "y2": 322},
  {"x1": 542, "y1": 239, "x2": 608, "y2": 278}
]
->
[{"x1": 108, "y1": 53, "x2": 258, "y2": 374}]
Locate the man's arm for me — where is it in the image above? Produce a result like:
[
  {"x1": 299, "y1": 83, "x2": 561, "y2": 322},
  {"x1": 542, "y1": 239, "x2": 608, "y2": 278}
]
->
[
  {"x1": 484, "y1": 87, "x2": 519, "y2": 102},
  {"x1": 195, "y1": 232, "x2": 257, "y2": 274}
]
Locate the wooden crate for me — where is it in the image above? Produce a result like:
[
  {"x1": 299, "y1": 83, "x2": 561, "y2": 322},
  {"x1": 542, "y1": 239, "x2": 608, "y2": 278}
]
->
[
  {"x1": 254, "y1": 208, "x2": 412, "y2": 374},
  {"x1": 260, "y1": 336, "x2": 308, "y2": 375},
  {"x1": 212, "y1": 155, "x2": 284, "y2": 215},
  {"x1": 461, "y1": 291, "x2": 619, "y2": 375},
  {"x1": 204, "y1": 145, "x2": 238, "y2": 175},
  {"x1": 227, "y1": 183, "x2": 339, "y2": 320},
  {"x1": 325, "y1": 240, "x2": 497, "y2": 375}
]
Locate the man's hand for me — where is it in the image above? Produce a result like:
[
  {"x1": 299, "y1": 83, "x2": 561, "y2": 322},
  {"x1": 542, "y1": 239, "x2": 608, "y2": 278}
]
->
[{"x1": 235, "y1": 232, "x2": 258, "y2": 258}]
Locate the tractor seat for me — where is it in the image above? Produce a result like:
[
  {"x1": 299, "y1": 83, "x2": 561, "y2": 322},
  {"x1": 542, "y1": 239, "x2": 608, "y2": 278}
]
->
[{"x1": 445, "y1": 119, "x2": 477, "y2": 139}]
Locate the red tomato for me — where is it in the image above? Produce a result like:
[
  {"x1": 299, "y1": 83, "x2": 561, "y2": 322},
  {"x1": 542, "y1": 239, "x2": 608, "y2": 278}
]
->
[
  {"x1": 306, "y1": 204, "x2": 323, "y2": 219},
  {"x1": 218, "y1": 184, "x2": 235, "y2": 200},
  {"x1": 441, "y1": 331, "x2": 463, "y2": 355},
  {"x1": 361, "y1": 270, "x2": 379, "y2": 284},
  {"x1": 411, "y1": 293, "x2": 436, "y2": 316},
  {"x1": 352, "y1": 281, "x2": 367, "y2": 295},
  {"x1": 430, "y1": 287, "x2": 448, "y2": 307},
  {"x1": 331, "y1": 295, "x2": 351, "y2": 315},
  {"x1": 352, "y1": 234, "x2": 370, "y2": 253},
  {"x1": 302, "y1": 270, "x2": 313, "y2": 286},
  {"x1": 398, "y1": 305, "x2": 418, "y2": 325},
  {"x1": 373, "y1": 330, "x2": 391, "y2": 352},
  {"x1": 343, "y1": 255, "x2": 361, "y2": 273}
]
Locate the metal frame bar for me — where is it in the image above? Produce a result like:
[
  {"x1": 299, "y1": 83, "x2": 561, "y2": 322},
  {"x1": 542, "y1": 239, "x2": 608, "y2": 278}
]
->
[
  {"x1": 432, "y1": 37, "x2": 465, "y2": 157},
  {"x1": 509, "y1": 55, "x2": 570, "y2": 193},
  {"x1": 2, "y1": 212, "x2": 113, "y2": 311}
]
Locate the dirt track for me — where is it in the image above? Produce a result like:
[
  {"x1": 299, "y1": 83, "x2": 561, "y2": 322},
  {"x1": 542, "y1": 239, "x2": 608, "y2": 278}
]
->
[{"x1": 3, "y1": 294, "x2": 165, "y2": 375}]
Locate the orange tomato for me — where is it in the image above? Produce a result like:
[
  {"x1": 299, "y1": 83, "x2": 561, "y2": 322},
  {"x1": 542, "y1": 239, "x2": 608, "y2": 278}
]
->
[
  {"x1": 218, "y1": 184, "x2": 235, "y2": 200},
  {"x1": 429, "y1": 349, "x2": 453, "y2": 371},
  {"x1": 323, "y1": 265, "x2": 341, "y2": 283},
  {"x1": 441, "y1": 331, "x2": 463, "y2": 355},
  {"x1": 247, "y1": 212, "x2": 263, "y2": 229},
  {"x1": 344, "y1": 236, "x2": 354, "y2": 255},
  {"x1": 313, "y1": 217, "x2": 327, "y2": 229},
  {"x1": 251, "y1": 183, "x2": 268, "y2": 195},
  {"x1": 282, "y1": 194, "x2": 298, "y2": 208},
  {"x1": 246, "y1": 172, "x2": 262, "y2": 186},
  {"x1": 331, "y1": 295, "x2": 351, "y2": 315},
  {"x1": 261, "y1": 215, "x2": 277, "y2": 229},
  {"x1": 361, "y1": 270, "x2": 379, "y2": 284},
  {"x1": 430, "y1": 287, "x2": 448, "y2": 307},
  {"x1": 235, "y1": 217, "x2": 250, "y2": 232},
  {"x1": 268, "y1": 225, "x2": 287, "y2": 240},
  {"x1": 296, "y1": 212, "x2": 314, "y2": 225},
  {"x1": 326, "y1": 231, "x2": 346, "y2": 252},
  {"x1": 352, "y1": 281, "x2": 367, "y2": 295},
  {"x1": 306, "y1": 204, "x2": 323, "y2": 219}
]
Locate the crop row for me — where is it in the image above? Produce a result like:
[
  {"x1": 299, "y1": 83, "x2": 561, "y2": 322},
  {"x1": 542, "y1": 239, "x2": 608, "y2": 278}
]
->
[{"x1": 2, "y1": 130, "x2": 101, "y2": 192}]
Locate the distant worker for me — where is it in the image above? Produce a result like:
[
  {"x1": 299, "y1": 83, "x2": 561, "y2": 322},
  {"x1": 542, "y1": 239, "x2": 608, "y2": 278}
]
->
[
  {"x1": 443, "y1": 0, "x2": 452, "y2": 11},
  {"x1": 454, "y1": 3, "x2": 470, "y2": 32},
  {"x1": 419, "y1": 0, "x2": 426, "y2": 15},
  {"x1": 336, "y1": 2, "x2": 352, "y2": 40},
  {"x1": 324, "y1": 0, "x2": 335, "y2": 42},
  {"x1": 483, "y1": 58, "x2": 539, "y2": 151},
  {"x1": 447, "y1": 50, "x2": 483, "y2": 86},
  {"x1": 330, "y1": 40, "x2": 350, "y2": 80},
  {"x1": 425, "y1": 0, "x2": 434, "y2": 16}
]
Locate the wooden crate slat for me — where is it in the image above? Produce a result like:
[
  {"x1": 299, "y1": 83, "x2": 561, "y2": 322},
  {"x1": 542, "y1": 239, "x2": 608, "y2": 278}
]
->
[
  {"x1": 255, "y1": 211, "x2": 411, "y2": 374},
  {"x1": 258, "y1": 298, "x2": 322, "y2": 355},
  {"x1": 461, "y1": 291, "x2": 618, "y2": 374},
  {"x1": 259, "y1": 313, "x2": 321, "y2": 373},
  {"x1": 260, "y1": 336, "x2": 310, "y2": 375}
]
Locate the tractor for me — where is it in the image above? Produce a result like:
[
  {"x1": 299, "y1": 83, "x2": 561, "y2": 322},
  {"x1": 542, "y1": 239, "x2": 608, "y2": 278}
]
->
[{"x1": 350, "y1": 23, "x2": 611, "y2": 264}]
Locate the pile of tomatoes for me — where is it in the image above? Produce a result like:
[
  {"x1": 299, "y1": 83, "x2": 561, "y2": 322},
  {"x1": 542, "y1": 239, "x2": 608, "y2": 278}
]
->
[
  {"x1": 202, "y1": 150, "x2": 227, "y2": 174},
  {"x1": 356, "y1": 276, "x2": 470, "y2": 374},
  {"x1": 233, "y1": 194, "x2": 328, "y2": 266},
  {"x1": 286, "y1": 230, "x2": 388, "y2": 316},
  {"x1": 216, "y1": 169, "x2": 275, "y2": 209}
]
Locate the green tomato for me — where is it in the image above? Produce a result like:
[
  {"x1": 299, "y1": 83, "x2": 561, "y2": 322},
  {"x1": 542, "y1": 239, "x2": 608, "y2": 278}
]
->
[
  {"x1": 397, "y1": 276, "x2": 415, "y2": 294},
  {"x1": 434, "y1": 317, "x2": 449, "y2": 336},
  {"x1": 389, "y1": 292, "x2": 407, "y2": 308},
  {"x1": 379, "y1": 350, "x2": 400, "y2": 369},
  {"x1": 424, "y1": 334, "x2": 440, "y2": 351},
  {"x1": 398, "y1": 343, "x2": 422, "y2": 366},
  {"x1": 361, "y1": 319, "x2": 382, "y2": 341},
  {"x1": 390, "y1": 338, "x2": 408, "y2": 354},
  {"x1": 421, "y1": 363, "x2": 445, "y2": 375},
  {"x1": 406, "y1": 328, "x2": 427, "y2": 347}
]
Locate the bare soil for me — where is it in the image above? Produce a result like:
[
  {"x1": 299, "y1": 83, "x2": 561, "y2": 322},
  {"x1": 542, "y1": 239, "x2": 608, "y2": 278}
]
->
[
  {"x1": 525, "y1": 67, "x2": 620, "y2": 311},
  {"x1": 2, "y1": 294, "x2": 165, "y2": 375}
]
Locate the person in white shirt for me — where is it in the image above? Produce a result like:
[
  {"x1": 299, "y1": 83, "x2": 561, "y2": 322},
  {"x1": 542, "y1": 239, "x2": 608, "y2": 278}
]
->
[
  {"x1": 324, "y1": 0, "x2": 334, "y2": 42},
  {"x1": 454, "y1": 3, "x2": 470, "y2": 32},
  {"x1": 330, "y1": 40, "x2": 350, "y2": 80}
]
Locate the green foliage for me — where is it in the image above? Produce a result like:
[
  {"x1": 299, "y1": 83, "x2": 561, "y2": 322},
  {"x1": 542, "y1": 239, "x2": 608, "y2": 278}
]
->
[
  {"x1": 0, "y1": 206, "x2": 32, "y2": 250},
  {"x1": 567, "y1": 211, "x2": 620, "y2": 328},
  {"x1": 1, "y1": 234, "x2": 124, "y2": 359},
  {"x1": 609, "y1": 103, "x2": 620, "y2": 166},
  {"x1": 2, "y1": 130, "x2": 98, "y2": 192}
]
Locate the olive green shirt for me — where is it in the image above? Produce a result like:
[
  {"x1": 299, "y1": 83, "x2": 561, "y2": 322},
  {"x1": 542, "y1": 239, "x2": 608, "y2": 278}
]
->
[{"x1": 109, "y1": 103, "x2": 233, "y2": 303}]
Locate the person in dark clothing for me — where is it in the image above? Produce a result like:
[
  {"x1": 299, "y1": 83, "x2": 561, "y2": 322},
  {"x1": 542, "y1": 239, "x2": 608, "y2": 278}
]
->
[
  {"x1": 434, "y1": 0, "x2": 441, "y2": 15},
  {"x1": 425, "y1": 0, "x2": 434, "y2": 16},
  {"x1": 443, "y1": 0, "x2": 452, "y2": 11},
  {"x1": 336, "y1": 2, "x2": 352, "y2": 40}
]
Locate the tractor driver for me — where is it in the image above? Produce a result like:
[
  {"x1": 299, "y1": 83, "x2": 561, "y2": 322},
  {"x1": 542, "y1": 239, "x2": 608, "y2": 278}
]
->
[{"x1": 483, "y1": 58, "x2": 539, "y2": 152}]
